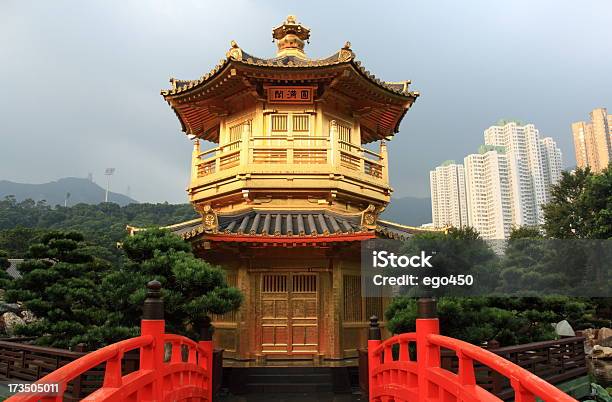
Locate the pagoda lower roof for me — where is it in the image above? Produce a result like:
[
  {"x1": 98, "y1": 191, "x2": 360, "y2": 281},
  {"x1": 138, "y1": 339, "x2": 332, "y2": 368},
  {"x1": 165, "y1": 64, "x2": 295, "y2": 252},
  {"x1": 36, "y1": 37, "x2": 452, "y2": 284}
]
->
[
  {"x1": 150, "y1": 210, "x2": 437, "y2": 244},
  {"x1": 180, "y1": 210, "x2": 366, "y2": 241}
]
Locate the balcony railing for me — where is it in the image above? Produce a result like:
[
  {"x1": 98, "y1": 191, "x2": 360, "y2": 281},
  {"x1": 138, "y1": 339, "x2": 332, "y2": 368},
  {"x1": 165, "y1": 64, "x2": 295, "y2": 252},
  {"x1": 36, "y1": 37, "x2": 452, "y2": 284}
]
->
[
  {"x1": 250, "y1": 134, "x2": 329, "y2": 165},
  {"x1": 192, "y1": 134, "x2": 387, "y2": 185},
  {"x1": 196, "y1": 139, "x2": 242, "y2": 177},
  {"x1": 338, "y1": 140, "x2": 384, "y2": 179}
]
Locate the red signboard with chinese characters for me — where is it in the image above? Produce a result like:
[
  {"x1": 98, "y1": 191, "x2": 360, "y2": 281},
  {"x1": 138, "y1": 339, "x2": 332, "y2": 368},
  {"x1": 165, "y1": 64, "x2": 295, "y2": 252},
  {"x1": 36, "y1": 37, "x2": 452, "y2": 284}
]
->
[{"x1": 266, "y1": 86, "x2": 314, "y2": 104}]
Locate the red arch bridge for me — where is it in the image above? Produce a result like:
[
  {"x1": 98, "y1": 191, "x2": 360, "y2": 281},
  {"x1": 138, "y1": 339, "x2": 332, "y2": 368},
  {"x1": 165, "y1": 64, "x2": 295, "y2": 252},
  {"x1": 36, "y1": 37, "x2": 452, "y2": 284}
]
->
[{"x1": 7, "y1": 287, "x2": 578, "y2": 402}]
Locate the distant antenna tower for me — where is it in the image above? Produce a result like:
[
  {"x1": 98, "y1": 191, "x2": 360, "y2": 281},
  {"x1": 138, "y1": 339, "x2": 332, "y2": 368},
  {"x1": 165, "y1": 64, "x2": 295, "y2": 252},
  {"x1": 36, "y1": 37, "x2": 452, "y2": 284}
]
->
[
  {"x1": 127, "y1": 185, "x2": 131, "y2": 199},
  {"x1": 87, "y1": 172, "x2": 93, "y2": 182},
  {"x1": 104, "y1": 168, "x2": 115, "y2": 202}
]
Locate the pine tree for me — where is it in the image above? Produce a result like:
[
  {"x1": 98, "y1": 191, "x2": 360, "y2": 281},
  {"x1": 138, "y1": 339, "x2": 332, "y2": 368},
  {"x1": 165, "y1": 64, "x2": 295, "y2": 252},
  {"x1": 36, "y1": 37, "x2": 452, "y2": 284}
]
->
[
  {"x1": 0, "y1": 249, "x2": 11, "y2": 290},
  {"x1": 386, "y1": 296, "x2": 594, "y2": 346},
  {"x1": 104, "y1": 228, "x2": 243, "y2": 339},
  {"x1": 5, "y1": 231, "x2": 135, "y2": 349}
]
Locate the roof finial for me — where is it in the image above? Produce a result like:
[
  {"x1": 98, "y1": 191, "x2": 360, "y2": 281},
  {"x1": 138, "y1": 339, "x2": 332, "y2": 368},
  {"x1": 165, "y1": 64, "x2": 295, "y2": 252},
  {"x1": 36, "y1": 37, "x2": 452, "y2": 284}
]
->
[
  {"x1": 226, "y1": 40, "x2": 243, "y2": 60},
  {"x1": 272, "y1": 15, "x2": 311, "y2": 59}
]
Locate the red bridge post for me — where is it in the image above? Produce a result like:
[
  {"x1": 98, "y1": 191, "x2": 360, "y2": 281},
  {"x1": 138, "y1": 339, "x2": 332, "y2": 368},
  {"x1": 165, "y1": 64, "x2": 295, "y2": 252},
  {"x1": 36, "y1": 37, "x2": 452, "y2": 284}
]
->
[
  {"x1": 199, "y1": 315, "x2": 214, "y2": 402},
  {"x1": 140, "y1": 279, "x2": 166, "y2": 400},
  {"x1": 365, "y1": 296, "x2": 578, "y2": 402},
  {"x1": 367, "y1": 315, "x2": 382, "y2": 398},
  {"x1": 416, "y1": 297, "x2": 440, "y2": 401}
]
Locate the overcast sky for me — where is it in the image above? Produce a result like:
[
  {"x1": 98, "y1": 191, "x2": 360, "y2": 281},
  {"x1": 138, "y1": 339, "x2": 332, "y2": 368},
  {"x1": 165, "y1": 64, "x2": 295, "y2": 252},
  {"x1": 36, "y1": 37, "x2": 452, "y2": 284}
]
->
[{"x1": 1, "y1": 0, "x2": 611, "y2": 203}]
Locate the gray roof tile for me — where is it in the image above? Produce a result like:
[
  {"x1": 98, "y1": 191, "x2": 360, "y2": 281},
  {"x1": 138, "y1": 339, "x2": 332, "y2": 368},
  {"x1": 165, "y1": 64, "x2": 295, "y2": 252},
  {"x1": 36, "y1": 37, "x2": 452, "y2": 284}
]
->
[{"x1": 218, "y1": 210, "x2": 361, "y2": 236}]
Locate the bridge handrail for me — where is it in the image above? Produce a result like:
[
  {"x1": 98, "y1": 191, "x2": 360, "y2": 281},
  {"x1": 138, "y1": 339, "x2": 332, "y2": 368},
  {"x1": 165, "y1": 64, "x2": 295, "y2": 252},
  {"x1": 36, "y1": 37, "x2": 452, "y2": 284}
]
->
[
  {"x1": 6, "y1": 280, "x2": 215, "y2": 402},
  {"x1": 427, "y1": 333, "x2": 578, "y2": 402},
  {"x1": 163, "y1": 333, "x2": 199, "y2": 349},
  {"x1": 491, "y1": 335, "x2": 585, "y2": 353},
  {"x1": 369, "y1": 332, "x2": 417, "y2": 362},
  {"x1": 367, "y1": 298, "x2": 580, "y2": 402},
  {"x1": 5, "y1": 335, "x2": 154, "y2": 402}
]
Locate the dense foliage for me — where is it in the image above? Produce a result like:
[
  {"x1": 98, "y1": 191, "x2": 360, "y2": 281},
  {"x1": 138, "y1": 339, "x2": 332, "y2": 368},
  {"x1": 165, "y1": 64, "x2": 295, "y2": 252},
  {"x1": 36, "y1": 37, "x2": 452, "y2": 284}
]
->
[
  {"x1": 386, "y1": 296, "x2": 594, "y2": 346},
  {"x1": 0, "y1": 198, "x2": 243, "y2": 347},
  {"x1": 498, "y1": 228, "x2": 610, "y2": 298},
  {"x1": 0, "y1": 227, "x2": 46, "y2": 259},
  {"x1": 384, "y1": 224, "x2": 607, "y2": 345},
  {"x1": 4, "y1": 232, "x2": 133, "y2": 349},
  {"x1": 0, "y1": 198, "x2": 197, "y2": 259},
  {"x1": 392, "y1": 227, "x2": 498, "y2": 297},
  {"x1": 543, "y1": 165, "x2": 612, "y2": 239},
  {"x1": 534, "y1": 166, "x2": 611, "y2": 318},
  {"x1": 0, "y1": 250, "x2": 8, "y2": 270},
  {"x1": 103, "y1": 229, "x2": 243, "y2": 339},
  {"x1": 0, "y1": 249, "x2": 10, "y2": 289},
  {"x1": 3, "y1": 229, "x2": 243, "y2": 348}
]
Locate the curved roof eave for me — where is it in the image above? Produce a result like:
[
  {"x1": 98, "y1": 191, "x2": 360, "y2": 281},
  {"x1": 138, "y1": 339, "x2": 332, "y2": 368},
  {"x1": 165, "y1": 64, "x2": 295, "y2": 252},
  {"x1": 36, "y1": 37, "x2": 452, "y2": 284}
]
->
[{"x1": 161, "y1": 48, "x2": 418, "y2": 101}]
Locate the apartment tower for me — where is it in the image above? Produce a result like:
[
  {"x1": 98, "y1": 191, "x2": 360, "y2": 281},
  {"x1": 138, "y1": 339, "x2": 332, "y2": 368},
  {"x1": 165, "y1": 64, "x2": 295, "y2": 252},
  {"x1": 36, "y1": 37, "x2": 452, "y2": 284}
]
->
[
  {"x1": 432, "y1": 120, "x2": 563, "y2": 239},
  {"x1": 484, "y1": 120, "x2": 560, "y2": 225},
  {"x1": 430, "y1": 161, "x2": 468, "y2": 229},
  {"x1": 464, "y1": 145, "x2": 513, "y2": 239},
  {"x1": 541, "y1": 137, "x2": 563, "y2": 192},
  {"x1": 572, "y1": 108, "x2": 612, "y2": 173}
]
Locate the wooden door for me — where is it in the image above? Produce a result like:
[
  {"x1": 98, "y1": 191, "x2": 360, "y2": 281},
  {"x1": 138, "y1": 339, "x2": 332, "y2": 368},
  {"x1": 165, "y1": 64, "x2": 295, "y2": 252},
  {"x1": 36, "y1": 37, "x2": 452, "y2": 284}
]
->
[
  {"x1": 290, "y1": 274, "x2": 318, "y2": 353},
  {"x1": 261, "y1": 274, "x2": 289, "y2": 353},
  {"x1": 260, "y1": 273, "x2": 319, "y2": 355}
]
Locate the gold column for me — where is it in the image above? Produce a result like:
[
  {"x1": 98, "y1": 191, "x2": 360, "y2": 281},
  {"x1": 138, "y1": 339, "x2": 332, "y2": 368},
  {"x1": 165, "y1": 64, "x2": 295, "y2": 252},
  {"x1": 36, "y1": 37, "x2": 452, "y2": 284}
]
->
[
  {"x1": 236, "y1": 256, "x2": 252, "y2": 360},
  {"x1": 380, "y1": 140, "x2": 389, "y2": 184},
  {"x1": 190, "y1": 139, "x2": 200, "y2": 186},
  {"x1": 330, "y1": 120, "x2": 340, "y2": 168},
  {"x1": 330, "y1": 254, "x2": 343, "y2": 359}
]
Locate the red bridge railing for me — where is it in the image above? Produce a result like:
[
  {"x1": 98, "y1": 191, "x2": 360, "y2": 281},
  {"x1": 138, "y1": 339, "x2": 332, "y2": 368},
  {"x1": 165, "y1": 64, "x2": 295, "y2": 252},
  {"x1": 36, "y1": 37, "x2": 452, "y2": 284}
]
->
[
  {"x1": 6, "y1": 280, "x2": 213, "y2": 402},
  {"x1": 368, "y1": 298, "x2": 579, "y2": 402}
]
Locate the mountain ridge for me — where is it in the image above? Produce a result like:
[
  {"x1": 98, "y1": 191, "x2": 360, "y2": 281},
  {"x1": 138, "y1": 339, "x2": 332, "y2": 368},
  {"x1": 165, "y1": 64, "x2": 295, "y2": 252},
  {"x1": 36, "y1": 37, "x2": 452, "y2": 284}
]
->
[{"x1": 0, "y1": 177, "x2": 137, "y2": 206}]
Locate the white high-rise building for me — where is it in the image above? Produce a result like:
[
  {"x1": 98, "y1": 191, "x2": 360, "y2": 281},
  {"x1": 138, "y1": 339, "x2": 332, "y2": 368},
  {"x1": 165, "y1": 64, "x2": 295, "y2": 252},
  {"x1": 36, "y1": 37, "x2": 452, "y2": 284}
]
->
[
  {"x1": 541, "y1": 137, "x2": 563, "y2": 196},
  {"x1": 429, "y1": 120, "x2": 563, "y2": 239},
  {"x1": 429, "y1": 161, "x2": 468, "y2": 229},
  {"x1": 464, "y1": 146, "x2": 513, "y2": 239},
  {"x1": 483, "y1": 120, "x2": 562, "y2": 225}
]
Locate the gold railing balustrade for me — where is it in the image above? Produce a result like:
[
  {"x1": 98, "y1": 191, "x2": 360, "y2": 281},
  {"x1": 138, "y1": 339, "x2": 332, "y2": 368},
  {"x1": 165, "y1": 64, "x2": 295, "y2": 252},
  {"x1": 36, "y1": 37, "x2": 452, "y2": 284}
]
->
[{"x1": 193, "y1": 135, "x2": 386, "y2": 184}]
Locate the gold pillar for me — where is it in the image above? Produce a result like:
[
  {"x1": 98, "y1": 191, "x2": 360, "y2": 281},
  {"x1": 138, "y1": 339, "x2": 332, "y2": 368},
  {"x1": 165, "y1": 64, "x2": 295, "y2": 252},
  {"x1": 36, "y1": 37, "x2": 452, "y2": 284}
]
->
[
  {"x1": 330, "y1": 255, "x2": 343, "y2": 359},
  {"x1": 380, "y1": 140, "x2": 389, "y2": 184},
  {"x1": 190, "y1": 139, "x2": 200, "y2": 185},
  {"x1": 236, "y1": 256, "x2": 252, "y2": 360}
]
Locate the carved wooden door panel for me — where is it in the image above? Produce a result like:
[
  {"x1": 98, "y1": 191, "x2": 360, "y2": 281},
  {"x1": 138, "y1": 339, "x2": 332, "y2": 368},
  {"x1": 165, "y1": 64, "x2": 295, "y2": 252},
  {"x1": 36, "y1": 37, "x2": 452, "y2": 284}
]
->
[
  {"x1": 259, "y1": 273, "x2": 319, "y2": 355},
  {"x1": 290, "y1": 274, "x2": 318, "y2": 353},
  {"x1": 260, "y1": 274, "x2": 289, "y2": 353}
]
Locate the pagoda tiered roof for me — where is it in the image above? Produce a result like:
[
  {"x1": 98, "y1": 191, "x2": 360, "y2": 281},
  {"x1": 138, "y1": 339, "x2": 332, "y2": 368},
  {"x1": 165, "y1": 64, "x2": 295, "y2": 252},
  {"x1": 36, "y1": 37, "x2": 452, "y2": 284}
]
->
[
  {"x1": 161, "y1": 19, "x2": 419, "y2": 144},
  {"x1": 163, "y1": 48, "x2": 415, "y2": 98},
  {"x1": 148, "y1": 209, "x2": 435, "y2": 245}
]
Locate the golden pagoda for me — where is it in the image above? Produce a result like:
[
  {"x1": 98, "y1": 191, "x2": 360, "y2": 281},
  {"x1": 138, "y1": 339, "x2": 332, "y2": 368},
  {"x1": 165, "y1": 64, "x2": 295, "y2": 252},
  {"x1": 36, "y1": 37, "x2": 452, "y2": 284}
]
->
[{"x1": 159, "y1": 16, "x2": 427, "y2": 366}]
